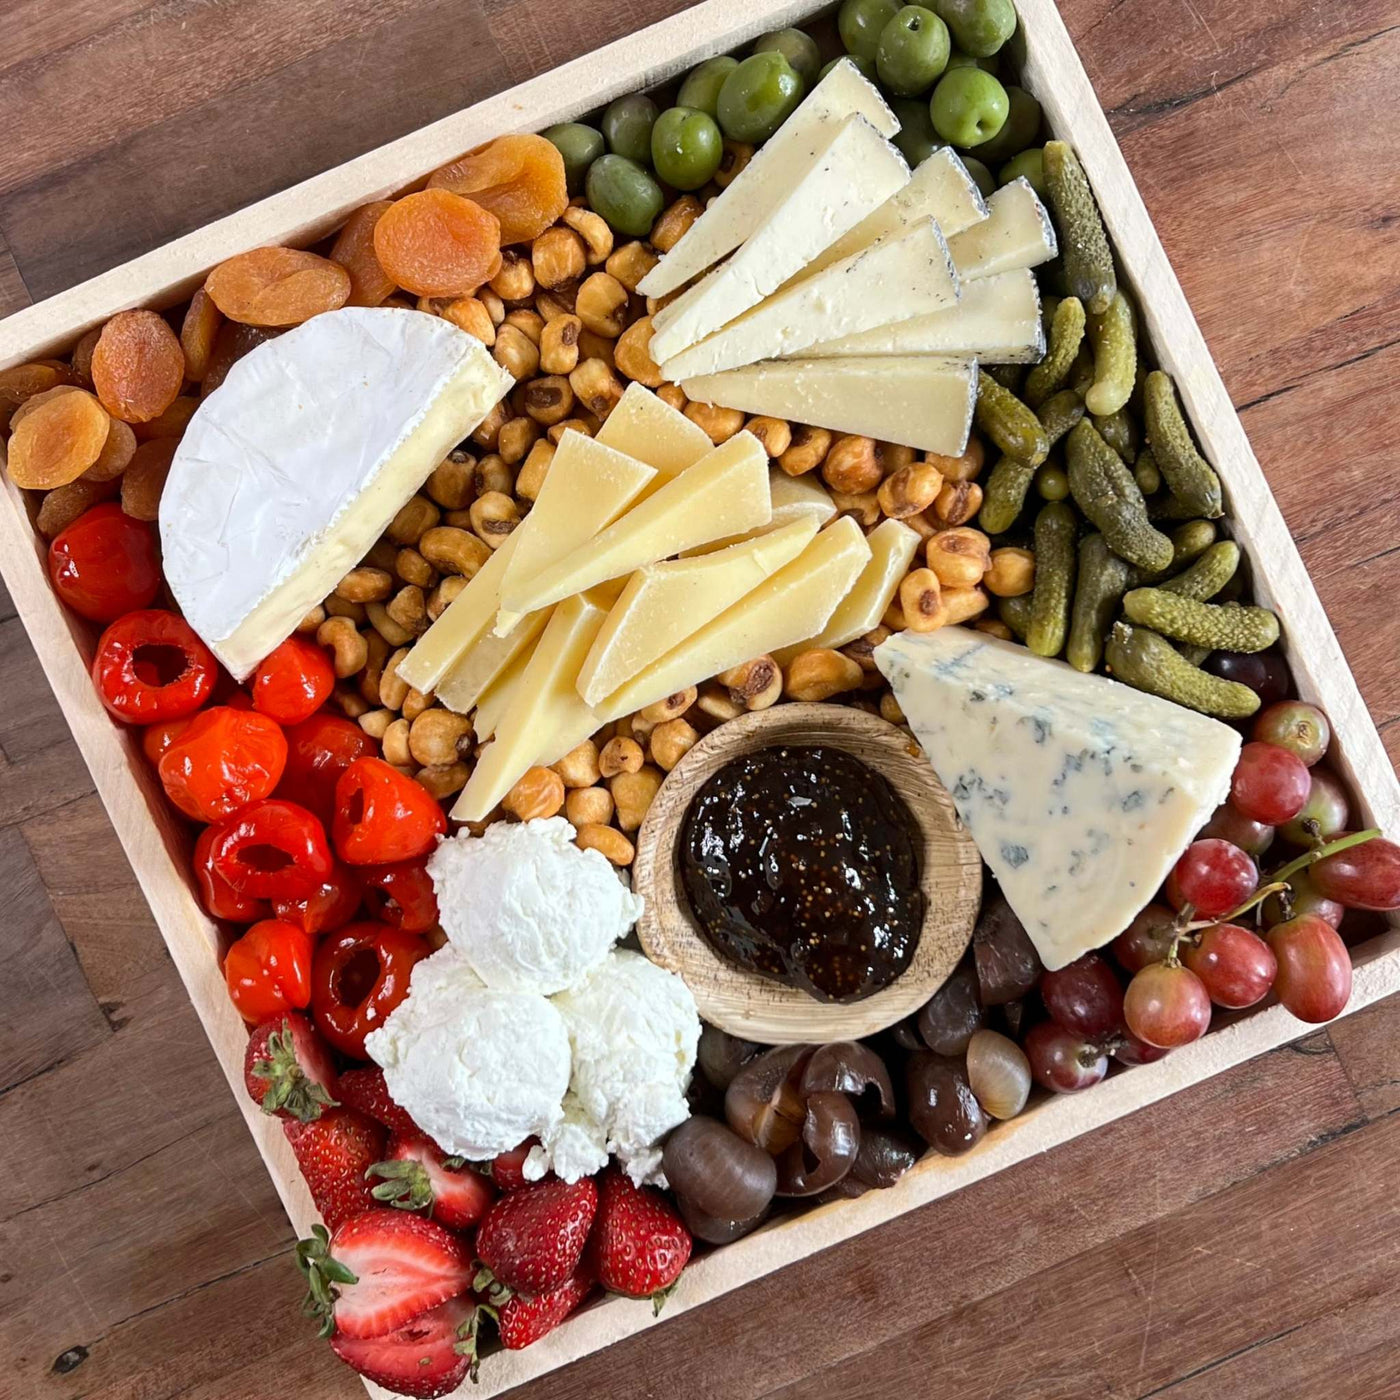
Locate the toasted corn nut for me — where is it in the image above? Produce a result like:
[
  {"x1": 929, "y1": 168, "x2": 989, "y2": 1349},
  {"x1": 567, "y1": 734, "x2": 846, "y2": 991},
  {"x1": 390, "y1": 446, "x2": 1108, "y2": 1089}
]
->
[
  {"x1": 548, "y1": 417, "x2": 593, "y2": 443},
  {"x1": 935, "y1": 479, "x2": 984, "y2": 526},
  {"x1": 490, "y1": 250, "x2": 536, "y2": 302},
  {"x1": 779, "y1": 424, "x2": 831, "y2": 477},
  {"x1": 717, "y1": 655, "x2": 782, "y2": 710},
  {"x1": 474, "y1": 453, "x2": 513, "y2": 498},
  {"x1": 975, "y1": 618, "x2": 1014, "y2": 640},
  {"x1": 359, "y1": 708, "x2": 395, "y2": 740},
  {"x1": 745, "y1": 416, "x2": 792, "y2": 458},
  {"x1": 386, "y1": 495, "x2": 441, "y2": 547},
  {"x1": 784, "y1": 648, "x2": 864, "y2": 702},
  {"x1": 317, "y1": 616, "x2": 369, "y2": 678},
  {"x1": 504, "y1": 765, "x2": 566, "y2": 821},
  {"x1": 614, "y1": 317, "x2": 663, "y2": 387},
  {"x1": 479, "y1": 287, "x2": 507, "y2": 325},
  {"x1": 842, "y1": 626, "x2": 891, "y2": 673},
  {"x1": 367, "y1": 600, "x2": 416, "y2": 648},
  {"x1": 879, "y1": 692, "x2": 906, "y2": 724},
  {"x1": 569, "y1": 358, "x2": 624, "y2": 419},
  {"x1": 382, "y1": 717, "x2": 413, "y2": 768},
  {"x1": 296, "y1": 604, "x2": 326, "y2": 635},
  {"x1": 504, "y1": 308, "x2": 545, "y2": 345},
  {"x1": 577, "y1": 329, "x2": 616, "y2": 369},
  {"x1": 610, "y1": 765, "x2": 664, "y2": 832},
  {"x1": 428, "y1": 574, "x2": 469, "y2": 620},
  {"x1": 535, "y1": 285, "x2": 577, "y2": 322},
  {"x1": 539, "y1": 314, "x2": 582, "y2": 375},
  {"x1": 878, "y1": 462, "x2": 944, "y2": 519},
  {"x1": 984, "y1": 546, "x2": 1036, "y2": 597},
  {"x1": 336, "y1": 566, "x2": 394, "y2": 603},
  {"x1": 495, "y1": 416, "x2": 537, "y2": 466},
  {"x1": 565, "y1": 786, "x2": 614, "y2": 827},
  {"x1": 561, "y1": 206, "x2": 613, "y2": 264},
  {"x1": 650, "y1": 197, "x2": 703, "y2": 252},
  {"x1": 656, "y1": 383, "x2": 687, "y2": 413},
  {"x1": 695, "y1": 681, "x2": 745, "y2": 723},
  {"x1": 379, "y1": 648, "x2": 412, "y2": 711},
  {"x1": 323, "y1": 594, "x2": 367, "y2": 624},
  {"x1": 576, "y1": 272, "x2": 630, "y2": 337},
  {"x1": 334, "y1": 685, "x2": 371, "y2": 719},
  {"x1": 469, "y1": 490, "x2": 520, "y2": 547},
  {"x1": 685, "y1": 401, "x2": 746, "y2": 444},
  {"x1": 416, "y1": 762, "x2": 470, "y2": 800},
  {"x1": 880, "y1": 443, "x2": 918, "y2": 474},
  {"x1": 902, "y1": 510, "x2": 941, "y2": 542},
  {"x1": 715, "y1": 141, "x2": 754, "y2": 187},
  {"x1": 605, "y1": 240, "x2": 658, "y2": 292},
  {"x1": 937, "y1": 585, "x2": 990, "y2": 627},
  {"x1": 575, "y1": 823, "x2": 635, "y2": 866},
  {"x1": 650, "y1": 718, "x2": 699, "y2": 771},
  {"x1": 522, "y1": 375, "x2": 575, "y2": 427},
  {"x1": 442, "y1": 297, "x2": 496, "y2": 346},
  {"x1": 419, "y1": 525, "x2": 491, "y2": 579},
  {"x1": 402, "y1": 686, "x2": 434, "y2": 722},
  {"x1": 831, "y1": 490, "x2": 880, "y2": 528},
  {"x1": 386, "y1": 585, "x2": 428, "y2": 636},
  {"x1": 533, "y1": 226, "x2": 587, "y2": 288},
  {"x1": 359, "y1": 629, "x2": 391, "y2": 705},
  {"x1": 900, "y1": 568, "x2": 945, "y2": 632},
  {"x1": 363, "y1": 538, "x2": 400, "y2": 573},
  {"x1": 926, "y1": 527, "x2": 992, "y2": 589},
  {"x1": 821, "y1": 435, "x2": 883, "y2": 495},
  {"x1": 640, "y1": 687, "x2": 697, "y2": 724},
  {"x1": 471, "y1": 400, "x2": 509, "y2": 452},
  {"x1": 599, "y1": 735, "x2": 645, "y2": 778},
  {"x1": 516, "y1": 439, "x2": 555, "y2": 501},
  {"x1": 395, "y1": 548, "x2": 437, "y2": 589},
  {"x1": 553, "y1": 739, "x2": 602, "y2": 789},
  {"x1": 409, "y1": 708, "x2": 473, "y2": 766},
  {"x1": 926, "y1": 438, "x2": 986, "y2": 484},
  {"x1": 493, "y1": 323, "x2": 540, "y2": 380}
]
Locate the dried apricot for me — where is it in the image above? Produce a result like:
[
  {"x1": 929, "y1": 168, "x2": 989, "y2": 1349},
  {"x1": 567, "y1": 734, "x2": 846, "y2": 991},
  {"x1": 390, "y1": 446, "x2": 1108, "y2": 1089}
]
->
[
  {"x1": 202, "y1": 323, "x2": 279, "y2": 395},
  {"x1": 373, "y1": 189, "x2": 502, "y2": 298},
  {"x1": 9, "y1": 383, "x2": 83, "y2": 432},
  {"x1": 37, "y1": 477, "x2": 119, "y2": 537},
  {"x1": 0, "y1": 361, "x2": 72, "y2": 417},
  {"x1": 6, "y1": 389, "x2": 111, "y2": 489},
  {"x1": 71, "y1": 329, "x2": 102, "y2": 386},
  {"x1": 91, "y1": 310, "x2": 186, "y2": 424},
  {"x1": 180, "y1": 288, "x2": 223, "y2": 382},
  {"x1": 428, "y1": 135, "x2": 569, "y2": 246},
  {"x1": 205, "y1": 246, "x2": 352, "y2": 327},
  {"x1": 121, "y1": 437, "x2": 179, "y2": 521},
  {"x1": 135, "y1": 395, "x2": 199, "y2": 441},
  {"x1": 83, "y1": 418, "x2": 138, "y2": 482},
  {"x1": 330, "y1": 200, "x2": 396, "y2": 307}
]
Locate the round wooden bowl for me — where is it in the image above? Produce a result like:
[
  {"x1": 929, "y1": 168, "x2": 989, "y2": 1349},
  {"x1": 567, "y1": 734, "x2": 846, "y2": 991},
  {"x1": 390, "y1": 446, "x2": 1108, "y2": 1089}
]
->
[{"x1": 632, "y1": 703, "x2": 982, "y2": 1044}]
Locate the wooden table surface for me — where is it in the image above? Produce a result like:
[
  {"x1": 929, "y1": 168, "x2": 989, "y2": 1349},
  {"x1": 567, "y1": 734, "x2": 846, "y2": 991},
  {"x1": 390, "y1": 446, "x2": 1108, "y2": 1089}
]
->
[{"x1": 3, "y1": 1, "x2": 1399, "y2": 1396}]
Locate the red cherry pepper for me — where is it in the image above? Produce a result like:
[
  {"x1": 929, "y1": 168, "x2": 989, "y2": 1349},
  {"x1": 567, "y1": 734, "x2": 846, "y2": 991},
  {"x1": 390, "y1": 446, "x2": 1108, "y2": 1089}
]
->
[
  {"x1": 92, "y1": 609, "x2": 217, "y2": 724},
  {"x1": 48, "y1": 503, "x2": 161, "y2": 622},
  {"x1": 273, "y1": 860, "x2": 363, "y2": 935},
  {"x1": 225, "y1": 919, "x2": 314, "y2": 1023},
  {"x1": 360, "y1": 858, "x2": 440, "y2": 933},
  {"x1": 141, "y1": 716, "x2": 192, "y2": 768},
  {"x1": 279, "y1": 712, "x2": 377, "y2": 827},
  {"x1": 252, "y1": 636, "x2": 336, "y2": 726},
  {"x1": 193, "y1": 824, "x2": 269, "y2": 923},
  {"x1": 207, "y1": 798, "x2": 334, "y2": 901},
  {"x1": 311, "y1": 921, "x2": 430, "y2": 1058},
  {"x1": 158, "y1": 706, "x2": 288, "y2": 822},
  {"x1": 334, "y1": 757, "x2": 447, "y2": 867}
]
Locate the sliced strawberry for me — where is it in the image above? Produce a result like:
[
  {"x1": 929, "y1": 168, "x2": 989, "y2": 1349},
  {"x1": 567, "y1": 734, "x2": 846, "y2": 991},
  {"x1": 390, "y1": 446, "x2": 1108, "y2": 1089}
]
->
[
  {"x1": 329, "y1": 1294, "x2": 477, "y2": 1398},
  {"x1": 589, "y1": 1170, "x2": 692, "y2": 1311},
  {"x1": 336, "y1": 1065, "x2": 422, "y2": 1138},
  {"x1": 475, "y1": 1177, "x2": 597, "y2": 1297},
  {"x1": 368, "y1": 1132, "x2": 496, "y2": 1232},
  {"x1": 480, "y1": 1262, "x2": 594, "y2": 1352},
  {"x1": 244, "y1": 1013, "x2": 337, "y2": 1122},
  {"x1": 488, "y1": 1137, "x2": 542, "y2": 1191},
  {"x1": 284, "y1": 1107, "x2": 385, "y2": 1231}
]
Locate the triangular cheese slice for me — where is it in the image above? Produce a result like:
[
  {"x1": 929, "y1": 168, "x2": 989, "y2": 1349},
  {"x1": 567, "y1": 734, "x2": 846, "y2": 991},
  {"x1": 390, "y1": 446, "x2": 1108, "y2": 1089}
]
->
[
  {"x1": 435, "y1": 606, "x2": 551, "y2": 716},
  {"x1": 947, "y1": 178, "x2": 1057, "y2": 281},
  {"x1": 594, "y1": 382, "x2": 713, "y2": 478},
  {"x1": 473, "y1": 641, "x2": 535, "y2": 742},
  {"x1": 681, "y1": 468, "x2": 834, "y2": 556}
]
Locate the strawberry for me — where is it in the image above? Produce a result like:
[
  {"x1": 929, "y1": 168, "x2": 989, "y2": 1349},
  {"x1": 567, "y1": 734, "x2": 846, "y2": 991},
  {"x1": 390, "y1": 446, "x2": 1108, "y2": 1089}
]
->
[
  {"x1": 244, "y1": 1013, "x2": 337, "y2": 1122},
  {"x1": 284, "y1": 1107, "x2": 385, "y2": 1231},
  {"x1": 336, "y1": 1065, "x2": 422, "y2": 1138},
  {"x1": 472, "y1": 1262, "x2": 594, "y2": 1355},
  {"x1": 298, "y1": 1209, "x2": 474, "y2": 1341},
  {"x1": 368, "y1": 1131, "x2": 496, "y2": 1231},
  {"x1": 588, "y1": 1170, "x2": 692, "y2": 1312},
  {"x1": 329, "y1": 1294, "x2": 477, "y2": 1398},
  {"x1": 489, "y1": 1137, "x2": 542, "y2": 1191},
  {"x1": 475, "y1": 1177, "x2": 598, "y2": 1296}
]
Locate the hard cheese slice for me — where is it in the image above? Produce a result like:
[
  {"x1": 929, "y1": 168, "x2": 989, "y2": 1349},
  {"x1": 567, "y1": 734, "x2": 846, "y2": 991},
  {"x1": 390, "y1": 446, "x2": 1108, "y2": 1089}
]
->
[
  {"x1": 499, "y1": 432, "x2": 772, "y2": 617},
  {"x1": 594, "y1": 382, "x2": 712, "y2": 478},
  {"x1": 681, "y1": 468, "x2": 835, "y2": 556},
  {"x1": 452, "y1": 590, "x2": 611, "y2": 822},
  {"x1": 638, "y1": 59, "x2": 897, "y2": 299},
  {"x1": 648, "y1": 114, "x2": 910, "y2": 365},
  {"x1": 577, "y1": 515, "x2": 820, "y2": 706},
  {"x1": 947, "y1": 178, "x2": 1057, "y2": 281},
  {"x1": 660, "y1": 219, "x2": 958, "y2": 381},
  {"x1": 595, "y1": 516, "x2": 872, "y2": 723},
  {"x1": 803, "y1": 268, "x2": 1044, "y2": 364},
  {"x1": 875, "y1": 627, "x2": 1242, "y2": 971},
  {"x1": 682, "y1": 356, "x2": 976, "y2": 456},
  {"x1": 435, "y1": 606, "x2": 551, "y2": 715},
  {"x1": 492, "y1": 431, "x2": 656, "y2": 636},
  {"x1": 774, "y1": 517, "x2": 920, "y2": 663},
  {"x1": 473, "y1": 643, "x2": 534, "y2": 742},
  {"x1": 162, "y1": 307, "x2": 511, "y2": 680}
]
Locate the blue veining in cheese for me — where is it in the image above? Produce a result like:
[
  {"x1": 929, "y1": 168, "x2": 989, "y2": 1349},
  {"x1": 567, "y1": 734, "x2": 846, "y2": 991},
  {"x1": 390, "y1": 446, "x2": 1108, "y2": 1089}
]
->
[{"x1": 874, "y1": 627, "x2": 1242, "y2": 971}]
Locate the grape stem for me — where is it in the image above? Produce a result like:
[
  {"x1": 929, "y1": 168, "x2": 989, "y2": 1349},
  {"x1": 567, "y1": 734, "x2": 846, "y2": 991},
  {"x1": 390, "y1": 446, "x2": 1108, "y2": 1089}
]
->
[
  {"x1": 1269, "y1": 827, "x2": 1380, "y2": 889},
  {"x1": 1182, "y1": 882, "x2": 1288, "y2": 934}
]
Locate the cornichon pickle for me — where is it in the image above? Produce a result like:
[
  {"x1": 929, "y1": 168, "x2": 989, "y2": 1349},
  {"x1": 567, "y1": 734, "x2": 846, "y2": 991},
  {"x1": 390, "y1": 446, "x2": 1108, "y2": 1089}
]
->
[
  {"x1": 1177, "y1": 643, "x2": 1212, "y2": 666},
  {"x1": 1069, "y1": 341, "x2": 1096, "y2": 397},
  {"x1": 1025, "y1": 295, "x2": 1086, "y2": 408},
  {"x1": 1065, "y1": 420, "x2": 1174, "y2": 573},
  {"x1": 1170, "y1": 518, "x2": 1218, "y2": 568},
  {"x1": 980, "y1": 455, "x2": 1038, "y2": 534},
  {"x1": 986, "y1": 362, "x2": 1024, "y2": 391},
  {"x1": 1027, "y1": 501, "x2": 1077, "y2": 657},
  {"x1": 1122, "y1": 588, "x2": 1280, "y2": 652},
  {"x1": 1084, "y1": 290, "x2": 1136, "y2": 416},
  {"x1": 1149, "y1": 491, "x2": 1202, "y2": 522},
  {"x1": 1067, "y1": 533, "x2": 1132, "y2": 673},
  {"x1": 1038, "y1": 389, "x2": 1085, "y2": 451},
  {"x1": 1134, "y1": 447, "x2": 1162, "y2": 495},
  {"x1": 1043, "y1": 141, "x2": 1116, "y2": 315},
  {"x1": 1093, "y1": 406, "x2": 1138, "y2": 461},
  {"x1": 976, "y1": 370, "x2": 1049, "y2": 467},
  {"x1": 1105, "y1": 621, "x2": 1261, "y2": 718},
  {"x1": 999, "y1": 592, "x2": 1033, "y2": 639},
  {"x1": 1143, "y1": 370, "x2": 1224, "y2": 518}
]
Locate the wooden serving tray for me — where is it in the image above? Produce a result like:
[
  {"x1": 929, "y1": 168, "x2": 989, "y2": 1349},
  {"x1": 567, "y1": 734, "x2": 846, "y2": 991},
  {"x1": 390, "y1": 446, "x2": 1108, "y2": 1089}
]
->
[{"x1": 0, "y1": 1, "x2": 1396, "y2": 1394}]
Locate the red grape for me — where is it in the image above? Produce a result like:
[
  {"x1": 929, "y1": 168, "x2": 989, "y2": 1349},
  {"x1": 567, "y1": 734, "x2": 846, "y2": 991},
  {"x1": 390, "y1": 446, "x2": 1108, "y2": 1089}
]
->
[
  {"x1": 1204, "y1": 650, "x2": 1291, "y2": 706},
  {"x1": 1267, "y1": 915, "x2": 1352, "y2": 1022},
  {"x1": 1112, "y1": 903, "x2": 1178, "y2": 974},
  {"x1": 1230, "y1": 742, "x2": 1311, "y2": 825},
  {"x1": 1111, "y1": 1031, "x2": 1169, "y2": 1066},
  {"x1": 1024, "y1": 1021, "x2": 1108, "y2": 1093},
  {"x1": 1167, "y1": 839, "x2": 1258, "y2": 917},
  {"x1": 1182, "y1": 923, "x2": 1277, "y2": 1009},
  {"x1": 1199, "y1": 801, "x2": 1274, "y2": 858},
  {"x1": 1123, "y1": 963, "x2": 1212, "y2": 1048},
  {"x1": 1279, "y1": 768, "x2": 1350, "y2": 846},
  {"x1": 1311, "y1": 836, "x2": 1400, "y2": 911},
  {"x1": 1253, "y1": 701, "x2": 1330, "y2": 766},
  {"x1": 1261, "y1": 870, "x2": 1344, "y2": 929},
  {"x1": 1039, "y1": 952, "x2": 1125, "y2": 1038}
]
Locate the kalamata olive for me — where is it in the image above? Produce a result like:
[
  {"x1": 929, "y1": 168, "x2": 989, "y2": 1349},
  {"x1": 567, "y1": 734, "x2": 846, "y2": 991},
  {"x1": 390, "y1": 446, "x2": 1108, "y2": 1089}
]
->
[
  {"x1": 889, "y1": 1016, "x2": 924, "y2": 1051},
  {"x1": 724, "y1": 1043, "x2": 812, "y2": 1153},
  {"x1": 774, "y1": 1091, "x2": 861, "y2": 1196},
  {"x1": 965, "y1": 1028, "x2": 1031, "y2": 1120},
  {"x1": 906, "y1": 1051, "x2": 987, "y2": 1156},
  {"x1": 917, "y1": 959, "x2": 984, "y2": 1055},
  {"x1": 662, "y1": 1116, "x2": 778, "y2": 1223},
  {"x1": 851, "y1": 1123, "x2": 922, "y2": 1189},
  {"x1": 677, "y1": 1194, "x2": 771, "y2": 1245},
  {"x1": 817, "y1": 1176, "x2": 870, "y2": 1204},
  {"x1": 698, "y1": 1024, "x2": 762, "y2": 1090},
  {"x1": 973, "y1": 894, "x2": 1043, "y2": 1004},
  {"x1": 799, "y1": 1041, "x2": 895, "y2": 1118}
]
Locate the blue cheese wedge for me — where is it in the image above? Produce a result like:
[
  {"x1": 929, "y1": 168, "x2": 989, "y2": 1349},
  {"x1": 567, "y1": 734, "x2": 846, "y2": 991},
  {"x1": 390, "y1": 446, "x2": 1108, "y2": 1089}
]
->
[{"x1": 875, "y1": 627, "x2": 1242, "y2": 971}]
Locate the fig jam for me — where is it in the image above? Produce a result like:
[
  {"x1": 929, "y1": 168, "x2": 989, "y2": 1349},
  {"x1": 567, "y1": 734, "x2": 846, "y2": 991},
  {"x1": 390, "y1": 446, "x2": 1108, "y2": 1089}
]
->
[{"x1": 678, "y1": 745, "x2": 923, "y2": 1002}]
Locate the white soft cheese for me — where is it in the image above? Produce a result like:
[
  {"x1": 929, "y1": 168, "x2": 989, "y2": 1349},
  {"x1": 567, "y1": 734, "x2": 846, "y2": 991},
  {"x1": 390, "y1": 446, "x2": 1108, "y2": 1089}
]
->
[
  {"x1": 364, "y1": 947, "x2": 571, "y2": 1161},
  {"x1": 427, "y1": 817, "x2": 643, "y2": 994}
]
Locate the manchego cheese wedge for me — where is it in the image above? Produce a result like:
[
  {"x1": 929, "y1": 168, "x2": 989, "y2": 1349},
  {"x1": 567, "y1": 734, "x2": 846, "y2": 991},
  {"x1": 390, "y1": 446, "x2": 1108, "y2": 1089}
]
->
[
  {"x1": 435, "y1": 605, "x2": 551, "y2": 716},
  {"x1": 947, "y1": 177, "x2": 1058, "y2": 282},
  {"x1": 472, "y1": 641, "x2": 534, "y2": 742},
  {"x1": 680, "y1": 468, "x2": 835, "y2": 557},
  {"x1": 594, "y1": 382, "x2": 713, "y2": 479}
]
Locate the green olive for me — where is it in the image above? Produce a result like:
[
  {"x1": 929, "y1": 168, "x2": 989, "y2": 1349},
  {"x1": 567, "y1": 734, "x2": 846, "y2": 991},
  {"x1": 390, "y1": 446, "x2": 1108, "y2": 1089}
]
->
[
  {"x1": 820, "y1": 53, "x2": 878, "y2": 81},
  {"x1": 754, "y1": 28, "x2": 822, "y2": 86},
  {"x1": 601, "y1": 94, "x2": 659, "y2": 164},
  {"x1": 652, "y1": 106, "x2": 724, "y2": 190},
  {"x1": 931, "y1": 0, "x2": 1017, "y2": 58},
  {"x1": 541, "y1": 123, "x2": 605, "y2": 195},
  {"x1": 999, "y1": 147, "x2": 1046, "y2": 197},
  {"x1": 838, "y1": 0, "x2": 902, "y2": 60},
  {"x1": 717, "y1": 52, "x2": 805, "y2": 143},
  {"x1": 930, "y1": 65, "x2": 1009, "y2": 148},
  {"x1": 678, "y1": 56, "x2": 740, "y2": 117},
  {"x1": 1036, "y1": 462, "x2": 1070, "y2": 501},
  {"x1": 891, "y1": 97, "x2": 941, "y2": 166},
  {"x1": 876, "y1": 6, "x2": 951, "y2": 96},
  {"x1": 961, "y1": 155, "x2": 996, "y2": 197},
  {"x1": 945, "y1": 49, "x2": 999, "y2": 72},
  {"x1": 586, "y1": 155, "x2": 665, "y2": 238},
  {"x1": 970, "y1": 84, "x2": 1042, "y2": 162}
]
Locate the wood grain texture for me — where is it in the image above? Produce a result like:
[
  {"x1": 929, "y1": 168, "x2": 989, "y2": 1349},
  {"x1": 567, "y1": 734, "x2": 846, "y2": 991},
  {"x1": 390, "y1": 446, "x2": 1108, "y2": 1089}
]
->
[{"x1": 0, "y1": 3, "x2": 1398, "y2": 1400}]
